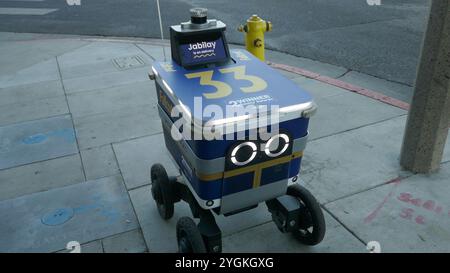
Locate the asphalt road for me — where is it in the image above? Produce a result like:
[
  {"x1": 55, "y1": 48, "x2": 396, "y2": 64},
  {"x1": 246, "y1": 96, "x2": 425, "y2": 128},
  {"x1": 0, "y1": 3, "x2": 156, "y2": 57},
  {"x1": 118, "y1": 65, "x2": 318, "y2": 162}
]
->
[{"x1": 0, "y1": 0, "x2": 430, "y2": 86}]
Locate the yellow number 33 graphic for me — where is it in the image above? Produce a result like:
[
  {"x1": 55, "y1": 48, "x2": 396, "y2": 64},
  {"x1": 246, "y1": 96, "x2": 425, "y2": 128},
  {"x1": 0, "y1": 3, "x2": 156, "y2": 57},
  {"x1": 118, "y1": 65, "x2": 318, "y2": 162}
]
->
[{"x1": 185, "y1": 65, "x2": 267, "y2": 99}]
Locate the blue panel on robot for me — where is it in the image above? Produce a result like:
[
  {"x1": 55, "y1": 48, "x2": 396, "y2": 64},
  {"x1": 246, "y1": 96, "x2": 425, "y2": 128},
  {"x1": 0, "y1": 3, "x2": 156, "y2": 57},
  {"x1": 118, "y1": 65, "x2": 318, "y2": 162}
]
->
[{"x1": 180, "y1": 37, "x2": 227, "y2": 65}]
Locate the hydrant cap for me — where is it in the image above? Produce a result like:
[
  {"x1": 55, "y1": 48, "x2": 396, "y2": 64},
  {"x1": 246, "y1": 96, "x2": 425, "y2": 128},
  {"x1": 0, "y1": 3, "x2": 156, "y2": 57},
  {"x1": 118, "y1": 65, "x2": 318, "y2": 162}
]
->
[{"x1": 249, "y1": 14, "x2": 262, "y2": 21}]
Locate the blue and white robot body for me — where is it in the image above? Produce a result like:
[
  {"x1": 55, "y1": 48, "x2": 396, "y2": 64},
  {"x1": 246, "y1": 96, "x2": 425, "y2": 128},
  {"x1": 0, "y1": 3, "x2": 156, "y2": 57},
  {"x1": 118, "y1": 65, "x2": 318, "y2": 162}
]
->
[{"x1": 152, "y1": 49, "x2": 316, "y2": 214}]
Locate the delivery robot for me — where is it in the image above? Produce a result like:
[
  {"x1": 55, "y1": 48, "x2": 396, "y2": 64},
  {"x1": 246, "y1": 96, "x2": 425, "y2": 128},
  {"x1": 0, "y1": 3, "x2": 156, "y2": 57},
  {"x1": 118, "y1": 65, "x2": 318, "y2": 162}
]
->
[{"x1": 149, "y1": 8, "x2": 325, "y2": 253}]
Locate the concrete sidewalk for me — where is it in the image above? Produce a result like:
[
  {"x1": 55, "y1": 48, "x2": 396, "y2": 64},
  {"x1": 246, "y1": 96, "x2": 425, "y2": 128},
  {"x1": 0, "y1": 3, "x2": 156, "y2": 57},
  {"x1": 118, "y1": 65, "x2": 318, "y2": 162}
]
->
[{"x1": 0, "y1": 32, "x2": 449, "y2": 253}]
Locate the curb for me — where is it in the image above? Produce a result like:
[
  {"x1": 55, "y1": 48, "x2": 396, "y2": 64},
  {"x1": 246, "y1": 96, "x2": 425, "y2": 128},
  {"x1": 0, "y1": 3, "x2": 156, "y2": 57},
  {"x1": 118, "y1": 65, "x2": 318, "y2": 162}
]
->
[{"x1": 268, "y1": 62, "x2": 411, "y2": 111}]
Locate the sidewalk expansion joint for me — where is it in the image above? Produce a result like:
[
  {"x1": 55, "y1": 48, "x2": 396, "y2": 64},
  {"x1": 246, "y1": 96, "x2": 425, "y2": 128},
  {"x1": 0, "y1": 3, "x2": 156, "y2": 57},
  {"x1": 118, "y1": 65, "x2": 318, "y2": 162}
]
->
[
  {"x1": 134, "y1": 43, "x2": 156, "y2": 61},
  {"x1": 55, "y1": 55, "x2": 87, "y2": 181},
  {"x1": 127, "y1": 181, "x2": 152, "y2": 192},
  {"x1": 222, "y1": 219, "x2": 274, "y2": 239},
  {"x1": 320, "y1": 205, "x2": 367, "y2": 247},
  {"x1": 0, "y1": 153, "x2": 79, "y2": 174},
  {"x1": 336, "y1": 69, "x2": 352, "y2": 79},
  {"x1": 110, "y1": 143, "x2": 147, "y2": 249},
  {"x1": 323, "y1": 174, "x2": 414, "y2": 207},
  {"x1": 109, "y1": 131, "x2": 163, "y2": 147},
  {"x1": 54, "y1": 41, "x2": 93, "y2": 59},
  {"x1": 0, "y1": 112, "x2": 69, "y2": 128},
  {"x1": 308, "y1": 113, "x2": 408, "y2": 143}
]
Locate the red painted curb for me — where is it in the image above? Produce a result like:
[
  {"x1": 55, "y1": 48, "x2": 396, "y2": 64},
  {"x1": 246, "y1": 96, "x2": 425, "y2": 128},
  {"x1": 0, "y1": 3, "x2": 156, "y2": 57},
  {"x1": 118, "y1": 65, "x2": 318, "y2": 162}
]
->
[{"x1": 268, "y1": 62, "x2": 410, "y2": 111}]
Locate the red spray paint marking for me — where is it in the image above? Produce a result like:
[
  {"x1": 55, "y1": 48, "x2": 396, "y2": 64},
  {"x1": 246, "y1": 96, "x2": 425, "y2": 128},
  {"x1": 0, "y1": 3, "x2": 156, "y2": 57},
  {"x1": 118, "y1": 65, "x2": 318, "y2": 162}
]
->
[
  {"x1": 395, "y1": 192, "x2": 450, "y2": 225},
  {"x1": 363, "y1": 177, "x2": 404, "y2": 224},
  {"x1": 268, "y1": 62, "x2": 410, "y2": 111},
  {"x1": 399, "y1": 208, "x2": 414, "y2": 220},
  {"x1": 435, "y1": 206, "x2": 443, "y2": 214},
  {"x1": 397, "y1": 193, "x2": 447, "y2": 215},
  {"x1": 423, "y1": 200, "x2": 436, "y2": 211},
  {"x1": 415, "y1": 215, "x2": 426, "y2": 225},
  {"x1": 399, "y1": 207, "x2": 426, "y2": 225}
]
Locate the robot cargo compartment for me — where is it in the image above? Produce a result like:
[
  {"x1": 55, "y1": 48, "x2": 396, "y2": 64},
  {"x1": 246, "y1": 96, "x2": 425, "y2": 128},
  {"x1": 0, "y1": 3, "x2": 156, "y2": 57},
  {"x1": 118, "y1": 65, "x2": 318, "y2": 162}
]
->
[
  {"x1": 158, "y1": 105, "x2": 307, "y2": 213},
  {"x1": 157, "y1": 104, "x2": 310, "y2": 161}
]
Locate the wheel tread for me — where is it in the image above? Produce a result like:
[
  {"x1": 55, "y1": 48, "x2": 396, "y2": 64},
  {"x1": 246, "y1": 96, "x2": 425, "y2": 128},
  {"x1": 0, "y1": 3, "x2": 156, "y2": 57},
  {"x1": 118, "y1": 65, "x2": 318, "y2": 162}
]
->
[
  {"x1": 151, "y1": 164, "x2": 174, "y2": 220},
  {"x1": 287, "y1": 184, "x2": 326, "y2": 245},
  {"x1": 176, "y1": 217, "x2": 207, "y2": 253}
]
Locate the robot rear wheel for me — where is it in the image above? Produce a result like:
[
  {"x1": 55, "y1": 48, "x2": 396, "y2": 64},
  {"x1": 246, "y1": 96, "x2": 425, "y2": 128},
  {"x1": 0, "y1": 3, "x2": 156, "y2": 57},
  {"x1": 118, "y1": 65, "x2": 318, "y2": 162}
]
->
[{"x1": 150, "y1": 164, "x2": 176, "y2": 220}]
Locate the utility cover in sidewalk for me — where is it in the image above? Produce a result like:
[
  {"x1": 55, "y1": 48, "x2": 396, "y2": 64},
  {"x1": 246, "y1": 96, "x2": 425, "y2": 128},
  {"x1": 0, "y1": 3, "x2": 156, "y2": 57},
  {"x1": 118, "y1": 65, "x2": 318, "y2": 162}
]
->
[
  {"x1": 0, "y1": 175, "x2": 139, "y2": 252},
  {"x1": 112, "y1": 55, "x2": 146, "y2": 70},
  {"x1": 0, "y1": 115, "x2": 78, "y2": 170}
]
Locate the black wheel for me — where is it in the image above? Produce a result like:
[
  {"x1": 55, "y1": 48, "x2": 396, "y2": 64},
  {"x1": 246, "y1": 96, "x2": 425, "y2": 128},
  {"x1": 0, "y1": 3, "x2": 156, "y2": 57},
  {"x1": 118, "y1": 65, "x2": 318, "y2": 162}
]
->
[
  {"x1": 176, "y1": 217, "x2": 207, "y2": 253},
  {"x1": 151, "y1": 164, "x2": 174, "y2": 220},
  {"x1": 287, "y1": 184, "x2": 326, "y2": 245}
]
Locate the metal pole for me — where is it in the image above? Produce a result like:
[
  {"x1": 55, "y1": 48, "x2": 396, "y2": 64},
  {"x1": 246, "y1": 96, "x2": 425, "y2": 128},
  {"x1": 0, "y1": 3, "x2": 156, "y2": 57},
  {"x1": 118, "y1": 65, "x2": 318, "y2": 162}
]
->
[
  {"x1": 400, "y1": 0, "x2": 450, "y2": 173},
  {"x1": 156, "y1": 0, "x2": 167, "y2": 61}
]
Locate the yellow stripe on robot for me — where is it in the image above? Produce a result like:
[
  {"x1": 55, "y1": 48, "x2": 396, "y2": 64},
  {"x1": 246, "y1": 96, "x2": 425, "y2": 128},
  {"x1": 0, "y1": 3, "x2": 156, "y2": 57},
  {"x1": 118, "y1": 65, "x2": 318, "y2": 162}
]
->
[{"x1": 196, "y1": 151, "x2": 303, "y2": 185}]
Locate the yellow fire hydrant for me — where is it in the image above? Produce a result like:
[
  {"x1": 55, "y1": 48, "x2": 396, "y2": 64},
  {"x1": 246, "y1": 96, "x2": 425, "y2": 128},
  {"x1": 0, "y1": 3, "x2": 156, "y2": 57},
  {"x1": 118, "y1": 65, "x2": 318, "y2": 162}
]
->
[{"x1": 238, "y1": 15, "x2": 272, "y2": 61}]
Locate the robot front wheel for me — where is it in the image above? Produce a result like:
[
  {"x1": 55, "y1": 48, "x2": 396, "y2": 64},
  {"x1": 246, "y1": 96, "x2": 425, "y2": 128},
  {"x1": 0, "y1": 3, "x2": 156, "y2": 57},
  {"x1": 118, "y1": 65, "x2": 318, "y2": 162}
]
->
[
  {"x1": 176, "y1": 217, "x2": 207, "y2": 253},
  {"x1": 286, "y1": 184, "x2": 326, "y2": 245},
  {"x1": 150, "y1": 163, "x2": 221, "y2": 253}
]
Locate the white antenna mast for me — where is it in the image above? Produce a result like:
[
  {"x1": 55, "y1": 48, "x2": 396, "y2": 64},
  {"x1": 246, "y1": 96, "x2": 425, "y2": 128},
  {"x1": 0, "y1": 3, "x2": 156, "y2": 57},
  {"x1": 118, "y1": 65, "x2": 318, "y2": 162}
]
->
[{"x1": 156, "y1": 0, "x2": 167, "y2": 61}]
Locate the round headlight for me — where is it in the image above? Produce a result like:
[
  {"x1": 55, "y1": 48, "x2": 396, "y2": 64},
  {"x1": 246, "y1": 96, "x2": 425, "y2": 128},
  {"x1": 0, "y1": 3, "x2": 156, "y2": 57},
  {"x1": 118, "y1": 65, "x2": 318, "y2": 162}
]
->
[
  {"x1": 265, "y1": 134, "x2": 290, "y2": 157},
  {"x1": 231, "y1": 142, "x2": 257, "y2": 166}
]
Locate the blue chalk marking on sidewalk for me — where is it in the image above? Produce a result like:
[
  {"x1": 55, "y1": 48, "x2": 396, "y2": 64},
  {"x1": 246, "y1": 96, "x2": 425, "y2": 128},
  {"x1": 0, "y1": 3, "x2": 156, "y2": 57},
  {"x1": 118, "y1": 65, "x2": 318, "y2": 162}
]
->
[
  {"x1": 22, "y1": 128, "x2": 75, "y2": 145},
  {"x1": 47, "y1": 128, "x2": 76, "y2": 144},
  {"x1": 41, "y1": 208, "x2": 74, "y2": 226},
  {"x1": 22, "y1": 133, "x2": 47, "y2": 144},
  {"x1": 41, "y1": 202, "x2": 120, "y2": 228},
  {"x1": 73, "y1": 202, "x2": 120, "y2": 224},
  {"x1": 73, "y1": 203, "x2": 97, "y2": 214}
]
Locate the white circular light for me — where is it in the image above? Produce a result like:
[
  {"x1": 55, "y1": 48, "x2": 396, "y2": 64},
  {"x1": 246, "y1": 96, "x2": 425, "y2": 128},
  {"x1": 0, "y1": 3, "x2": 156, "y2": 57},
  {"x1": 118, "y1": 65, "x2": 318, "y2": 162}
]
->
[
  {"x1": 265, "y1": 134, "x2": 290, "y2": 157},
  {"x1": 231, "y1": 142, "x2": 257, "y2": 166}
]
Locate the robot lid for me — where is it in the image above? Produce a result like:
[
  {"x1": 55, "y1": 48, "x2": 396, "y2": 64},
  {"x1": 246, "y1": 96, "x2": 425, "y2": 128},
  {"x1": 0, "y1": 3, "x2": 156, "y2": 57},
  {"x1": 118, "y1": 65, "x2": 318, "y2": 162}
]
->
[{"x1": 152, "y1": 49, "x2": 316, "y2": 133}]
